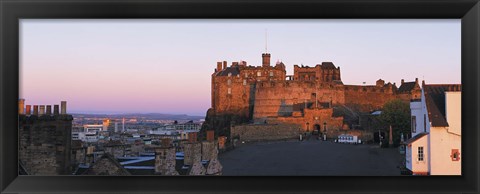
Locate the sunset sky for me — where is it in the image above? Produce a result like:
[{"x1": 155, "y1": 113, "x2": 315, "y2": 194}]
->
[{"x1": 20, "y1": 19, "x2": 461, "y2": 116}]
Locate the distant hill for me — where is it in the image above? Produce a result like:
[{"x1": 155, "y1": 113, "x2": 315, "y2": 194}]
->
[{"x1": 71, "y1": 113, "x2": 205, "y2": 121}]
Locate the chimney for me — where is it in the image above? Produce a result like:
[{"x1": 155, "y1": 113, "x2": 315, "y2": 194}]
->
[
  {"x1": 18, "y1": 99, "x2": 25, "y2": 114},
  {"x1": 217, "y1": 62, "x2": 223, "y2": 72},
  {"x1": 262, "y1": 53, "x2": 271, "y2": 67},
  {"x1": 25, "y1": 105, "x2": 31, "y2": 115},
  {"x1": 54, "y1": 105, "x2": 59, "y2": 115},
  {"x1": 33, "y1": 105, "x2": 39, "y2": 116},
  {"x1": 39, "y1": 105, "x2": 45, "y2": 115},
  {"x1": 161, "y1": 138, "x2": 172, "y2": 147},
  {"x1": 61, "y1": 101, "x2": 67, "y2": 114},
  {"x1": 415, "y1": 78, "x2": 418, "y2": 84},
  {"x1": 206, "y1": 130, "x2": 215, "y2": 141},
  {"x1": 188, "y1": 132, "x2": 198, "y2": 143},
  {"x1": 422, "y1": 80, "x2": 425, "y2": 87},
  {"x1": 46, "y1": 105, "x2": 52, "y2": 115},
  {"x1": 401, "y1": 79, "x2": 404, "y2": 85},
  {"x1": 154, "y1": 147, "x2": 179, "y2": 175},
  {"x1": 223, "y1": 61, "x2": 227, "y2": 70}
]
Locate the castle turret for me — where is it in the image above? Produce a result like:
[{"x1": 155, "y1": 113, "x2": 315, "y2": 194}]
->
[{"x1": 262, "y1": 53, "x2": 271, "y2": 67}]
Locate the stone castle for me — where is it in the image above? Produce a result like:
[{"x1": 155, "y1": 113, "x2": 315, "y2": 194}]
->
[{"x1": 206, "y1": 52, "x2": 421, "y2": 137}]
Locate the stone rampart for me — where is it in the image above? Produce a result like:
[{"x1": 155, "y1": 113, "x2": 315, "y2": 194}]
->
[{"x1": 230, "y1": 123, "x2": 300, "y2": 141}]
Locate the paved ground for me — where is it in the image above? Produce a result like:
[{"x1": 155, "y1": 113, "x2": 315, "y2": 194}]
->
[{"x1": 218, "y1": 138, "x2": 403, "y2": 176}]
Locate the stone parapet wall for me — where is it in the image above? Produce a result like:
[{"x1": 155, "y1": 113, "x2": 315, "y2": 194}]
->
[
  {"x1": 18, "y1": 115, "x2": 73, "y2": 175},
  {"x1": 231, "y1": 124, "x2": 300, "y2": 141}
]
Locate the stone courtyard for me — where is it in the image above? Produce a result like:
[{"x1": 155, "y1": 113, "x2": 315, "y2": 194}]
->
[{"x1": 219, "y1": 139, "x2": 402, "y2": 176}]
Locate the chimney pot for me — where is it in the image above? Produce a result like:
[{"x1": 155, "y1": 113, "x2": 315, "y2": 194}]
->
[
  {"x1": 18, "y1": 99, "x2": 25, "y2": 114},
  {"x1": 188, "y1": 132, "x2": 198, "y2": 143},
  {"x1": 39, "y1": 105, "x2": 45, "y2": 115},
  {"x1": 25, "y1": 105, "x2": 31, "y2": 115},
  {"x1": 46, "y1": 105, "x2": 52, "y2": 115},
  {"x1": 217, "y1": 62, "x2": 223, "y2": 72},
  {"x1": 33, "y1": 105, "x2": 39, "y2": 116},
  {"x1": 54, "y1": 105, "x2": 59, "y2": 115},
  {"x1": 206, "y1": 130, "x2": 215, "y2": 141},
  {"x1": 61, "y1": 101, "x2": 67, "y2": 114}
]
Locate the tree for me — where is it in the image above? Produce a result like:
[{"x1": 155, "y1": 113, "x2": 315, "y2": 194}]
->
[{"x1": 378, "y1": 99, "x2": 411, "y2": 146}]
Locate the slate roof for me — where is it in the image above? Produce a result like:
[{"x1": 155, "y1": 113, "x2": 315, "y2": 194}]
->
[
  {"x1": 424, "y1": 84, "x2": 461, "y2": 127},
  {"x1": 404, "y1": 132, "x2": 428, "y2": 145},
  {"x1": 82, "y1": 153, "x2": 131, "y2": 175},
  {"x1": 321, "y1": 62, "x2": 336, "y2": 69},
  {"x1": 398, "y1": 82, "x2": 417, "y2": 93},
  {"x1": 216, "y1": 66, "x2": 240, "y2": 76}
]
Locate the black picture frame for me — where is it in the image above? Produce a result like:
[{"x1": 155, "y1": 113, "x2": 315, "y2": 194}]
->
[{"x1": 1, "y1": 0, "x2": 479, "y2": 193}]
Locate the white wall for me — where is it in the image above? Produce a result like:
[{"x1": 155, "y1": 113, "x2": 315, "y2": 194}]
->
[
  {"x1": 410, "y1": 101, "x2": 423, "y2": 137},
  {"x1": 445, "y1": 91, "x2": 461, "y2": 135},
  {"x1": 410, "y1": 88, "x2": 430, "y2": 138},
  {"x1": 429, "y1": 126, "x2": 461, "y2": 175},
  {"x1": 407, "y1": 136, "x2": 429, "y2": 174}
]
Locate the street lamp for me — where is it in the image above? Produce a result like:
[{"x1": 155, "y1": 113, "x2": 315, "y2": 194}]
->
[{"x1": 323, "y1": 122, "x2": 327, "y2": 141}]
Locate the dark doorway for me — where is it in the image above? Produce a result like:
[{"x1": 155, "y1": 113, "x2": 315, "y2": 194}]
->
[
  {"x1": 313, "y1": 124, "x2": 321, "y2": 135},
  {"x1": 373, "y1": 131, "x2": 386, "y2": 143}
]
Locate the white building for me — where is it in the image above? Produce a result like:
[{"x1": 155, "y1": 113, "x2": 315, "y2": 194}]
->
[
  {"x1": 406, "y1": 83, "x2": 461, "y2": 175},
  {"x1": 83, "y1": 124, "x2": 103, "y2": 133}
]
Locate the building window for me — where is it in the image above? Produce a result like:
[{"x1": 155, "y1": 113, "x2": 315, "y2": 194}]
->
[
  {"x1": 243, "y1": 79, "x2": 247, "y2": 86},
  {"x1": 257, "y1": 71, "x2": 262, "y2": 76},
  {"x1": 227, "y1": 88, "x2": 231, "y2": 94},
  {"x1": 411, "y1": 116, "x2": 416, "y2": 133},
  {"x1": 228, "y1": 72, "x2": 232, "y2": 77},
  {"x1": 227, "y1": 79, "x2": 231, "y2": 85},
  {"x1": 245, "y1": 73, "x2": 248, "y2": 78},
  {"x1": 423, "y1": 114, "x2": 427, "y2": 132},
  {"x1": 418, "y1": 146, "x2": 424, "y2": 161},
  {"x1": 269, "y1": 71, "x2": 274, "y2": 77},
  {"x1": 451, "y1": 149, "x2": 460, "y2": 161}
]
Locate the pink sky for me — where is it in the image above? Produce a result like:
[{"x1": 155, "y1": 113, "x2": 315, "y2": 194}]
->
[{"x1": 19, "y1": 20, "x2": 461, "y2": 116}]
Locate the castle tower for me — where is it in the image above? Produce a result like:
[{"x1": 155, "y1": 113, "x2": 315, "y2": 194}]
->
[{"x1": 262, "y1": 53, "x2": 271, "y2": 67}]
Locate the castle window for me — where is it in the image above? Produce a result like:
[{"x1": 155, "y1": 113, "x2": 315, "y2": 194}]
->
[
  {"x1": 418, "y1": 146, "x2": 424, "y2": 161},
  {"x1": 243, "y1": 80, "x2": 247, "y2": 86},
  {"x1": 227, "y1": 79, "x2": 231, "y2": 85},
  {"x1": 227, "y1": 88, "x2": 231, "y2": 94},
  {"x1": 411, "y1": 116, "x2": 416, "y2": 133},
  {"x1": 257, "y1": 72, "x2": 262, "y2": 76},
  {"x1": 269, "y1": 71, "x2": 274, "y2": 77}
]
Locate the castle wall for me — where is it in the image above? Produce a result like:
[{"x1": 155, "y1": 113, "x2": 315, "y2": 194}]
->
[
  {"x1": 343, "y1": 85, "x2": 397, "y2": 112},
  {"x1": 253, "y1": 81, "x2": 345, "y2": 119},
  {"x1": 212, "y1": 75, "x2": 253, "y2": 117}
]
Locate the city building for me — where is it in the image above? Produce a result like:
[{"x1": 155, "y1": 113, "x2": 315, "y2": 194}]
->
[{"x1": 406, "y1": 82, "x2": 461, "y2": 175}]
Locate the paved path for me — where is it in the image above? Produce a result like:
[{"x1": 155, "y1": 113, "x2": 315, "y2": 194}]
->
[{"x1": 219, "y1": 140, "x2": 402, "y2": 176}]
